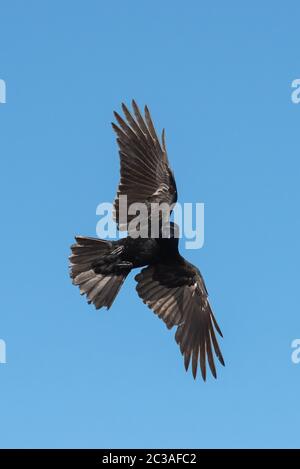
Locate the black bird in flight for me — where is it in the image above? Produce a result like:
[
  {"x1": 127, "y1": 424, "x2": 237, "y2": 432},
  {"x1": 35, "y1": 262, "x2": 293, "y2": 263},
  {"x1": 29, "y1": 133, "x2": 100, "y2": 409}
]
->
[{"x1": 69, "y1": 100, "x2": 224, "y2": 381}]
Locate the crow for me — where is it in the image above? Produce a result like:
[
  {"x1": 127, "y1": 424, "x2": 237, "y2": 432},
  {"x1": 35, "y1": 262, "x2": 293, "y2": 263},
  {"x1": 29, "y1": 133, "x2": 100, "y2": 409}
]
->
[{"x1": 69, "y1": 100, "x2": 224, "y2": 380}]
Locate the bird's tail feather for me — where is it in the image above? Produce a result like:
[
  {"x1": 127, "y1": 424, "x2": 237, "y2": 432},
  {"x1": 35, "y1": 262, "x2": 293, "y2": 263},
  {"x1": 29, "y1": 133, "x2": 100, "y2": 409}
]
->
[{"x1": 69, "y1": 236, "x2": 129, "y2": 309}]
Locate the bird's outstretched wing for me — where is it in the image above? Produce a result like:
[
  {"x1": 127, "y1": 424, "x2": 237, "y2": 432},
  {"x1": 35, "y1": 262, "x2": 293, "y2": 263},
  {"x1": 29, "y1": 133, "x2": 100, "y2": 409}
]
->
[
  {"x1": 135, "y1": 260, "x2": 224, "y2": 381},
  {"x1": 112, "y1": 100, "x2": 177, "y2": 230}
]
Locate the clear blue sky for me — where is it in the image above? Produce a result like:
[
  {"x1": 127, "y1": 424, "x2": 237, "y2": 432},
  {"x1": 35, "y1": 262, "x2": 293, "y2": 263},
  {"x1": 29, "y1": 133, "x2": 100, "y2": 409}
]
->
[{"x1": 0, "y1": 0, "x2": 299, "y2": 449}]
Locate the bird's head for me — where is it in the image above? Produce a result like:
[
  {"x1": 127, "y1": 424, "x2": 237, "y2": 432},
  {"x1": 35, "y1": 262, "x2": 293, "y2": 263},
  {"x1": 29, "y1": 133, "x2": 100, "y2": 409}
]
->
[
  {"x1": 158, "y1": 221, "x2": 180, "y2": 252},
  {"x1": 160, "y1": 220, "x2": 179, "y2": 237}
]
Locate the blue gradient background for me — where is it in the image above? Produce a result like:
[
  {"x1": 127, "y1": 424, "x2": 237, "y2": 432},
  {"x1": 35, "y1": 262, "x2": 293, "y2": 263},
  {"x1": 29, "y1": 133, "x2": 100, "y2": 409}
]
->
[{"x1": 0, "y1": 0, "x2": 299, "y2": 448}]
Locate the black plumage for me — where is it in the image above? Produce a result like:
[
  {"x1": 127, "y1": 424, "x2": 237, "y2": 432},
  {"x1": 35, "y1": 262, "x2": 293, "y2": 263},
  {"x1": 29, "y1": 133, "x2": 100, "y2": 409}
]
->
[
  {"x1": 69, "y1": 100, "x2": 224, "y2": 381},
  {"x1": 112, "y1": 100, "x2": 177, "y2": 231}
]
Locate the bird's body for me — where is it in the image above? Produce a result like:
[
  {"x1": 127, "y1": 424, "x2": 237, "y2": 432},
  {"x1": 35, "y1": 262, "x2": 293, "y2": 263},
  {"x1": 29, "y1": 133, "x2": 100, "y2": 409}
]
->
[
  {"x1": 69, "y1": 101, "x2": 224, "y2": 381},
  {"x1": 117, "y1": 236, "x2": 161, "y2": 268}
]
